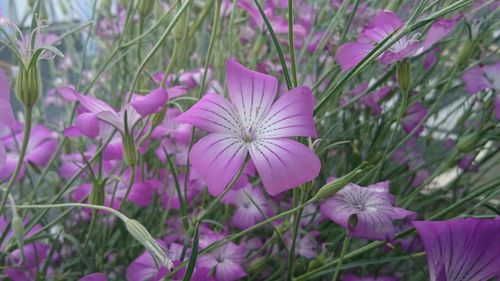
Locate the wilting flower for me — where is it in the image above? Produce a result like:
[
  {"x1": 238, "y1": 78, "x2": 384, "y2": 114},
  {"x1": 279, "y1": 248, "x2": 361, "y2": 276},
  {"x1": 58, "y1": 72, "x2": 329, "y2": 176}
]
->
[
  {"x1": 413, "y1": 218, "x2": 500, "y2": 281},
  {"x1": 462, "y1": 62, "x2": 499, "y2": 119},
  {"x1": 320, "y1": 181, "x2": 415, "y2": 240},
  {"x1": 197, "y1": 242, "x2": 246, "y2": 281},
  {"x1": 342, "y1": 274, "x2": 398, "y2": 281},
  {"x1": 79, "y1": 273, "x2": 108, "y2": 281},
  {"x1": 336, "y1": 11, "x2": 460, "y2": 71},
  {"x1": 175, "y1": 59, "x2": 320, "y2": 196}
]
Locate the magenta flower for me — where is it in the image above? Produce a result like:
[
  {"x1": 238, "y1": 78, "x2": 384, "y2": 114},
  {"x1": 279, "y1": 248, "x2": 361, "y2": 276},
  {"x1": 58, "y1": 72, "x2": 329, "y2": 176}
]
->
[
  {"x1": 197, "y1": 242, "x2": 246, "y2": 281},
  {"x1": 402, "y1": 101, "x2": 428, "y2": 136},
  {"x1": 462, "y1": 62, "x2": 499, "y2": 119},
  {"x1": 222, "y1": 184, "x2": 270, "y2": 229},
  {"x1": 3, "y1": 243, "x2": 53, "y2": 281},
  {"x1": 79, "y1": 273, "x2": 108, "y2": 281},
  {"x1": 175, "y1": 59, "x2": 320, "y2": 196},
  {"x1": 336, "y1": 11, "x2": 460, "y2": 71},
  {"x1": 413, "y1": 218, "x2": 500, "y2": 281},
  {"x1": 59, "y1": 86, "x2": 168, "y2": 138},
  {"x1": 0, "y1": 69, "x2": 16, "y2": 172},
  {"x1": 320, "y1": 181, "x2": 415, "y2": 240}
]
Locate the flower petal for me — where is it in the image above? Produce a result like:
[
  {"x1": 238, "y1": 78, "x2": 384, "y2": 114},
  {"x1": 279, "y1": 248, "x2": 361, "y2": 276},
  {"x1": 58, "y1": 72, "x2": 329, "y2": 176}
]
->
[
  {"x1": 0, "y1": 69, "x2": 15, "y2": 130},
  {"x1": 249, "y1": 139, "x2": 320, "y2": 196},
  {"x1": 131, "y1": 87, "x2": 169, "y2": 117},
  {"x1": 462, "y1": 66, "x2": 492, "y2": 95},
  {"x1": 335, "y1": 42, "x2": 374, "y2": 72},
  {"x1": 257, "y1": 86, "x2": 317, "y2": 138},
  {"x1": 26, "y1": 139, "x2": 57, "y2": 167},
  {"x1": 175, "y1": 93, "x2": 243, "y2": 134},
  {"x1": 421, "y1": 16, "x2": 461, "y2": 52},
  {"x1": 226, "y1": 59, "x2": 279, "y2": 131},
  {"x1": 75, "y1": 112, "x2": 101, "y2": 138},
  {"x1": 0, "y1": 142, "x2": 5, "y2": 172},
  {"x1": 362, "y1": 11, "x2": 404, "y2": 43},
  {"x1": 189, "y1": 133, "x2": 248, "y2": 196}
]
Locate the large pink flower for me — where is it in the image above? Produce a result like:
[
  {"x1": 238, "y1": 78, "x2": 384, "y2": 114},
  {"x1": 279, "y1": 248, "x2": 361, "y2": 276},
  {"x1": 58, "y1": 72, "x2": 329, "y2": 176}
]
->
[{"x1": 175, "y1": 59, "x2": 320, "y2": 196}]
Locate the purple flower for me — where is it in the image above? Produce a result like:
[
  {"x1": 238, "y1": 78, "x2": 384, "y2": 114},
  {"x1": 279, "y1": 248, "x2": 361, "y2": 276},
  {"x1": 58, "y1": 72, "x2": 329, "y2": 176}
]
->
[
  {"x1": 402, "y1": 101, "x2": 428, "y2": 136},
  {"x1": 222, "y1": 184, "x2": 270, "y2": 229},
  {"x1": 342, "y1": 274, "x2": 398, "y2": 281},
  {"x1": 197, "y1": 242, "x2": 246, "y2": 281},
  {"x1": 336, "y1": 11, "x2": 460, "y2": 71},
  {"x1": 79, "y1": 273, "x2": 108, "y2": 281},
  {"x1": 413, "y1": 218, "x2": 500, "y2": 281},
  {"x1": 175, "y1": 59, "x2": 320, "y2": 196},
  {"x1": 462, "y1": 62, "x2": 500, "y2": 95},
  {"x1": 0, "y1": 69, "x2": 15, "y2": 132},
  {"x1": 3, "y1": 242, "x2": 53, "y2": 281},
  {"x1": 320, "y1": 181, "x2": 415, "y2": 240}
]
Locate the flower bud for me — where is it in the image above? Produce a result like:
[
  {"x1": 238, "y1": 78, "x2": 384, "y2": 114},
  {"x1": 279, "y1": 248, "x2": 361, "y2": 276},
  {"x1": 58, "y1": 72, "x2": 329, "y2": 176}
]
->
[
  {"x1": 138, "y1": 0, "x2": 155, "y2": 18},
  {"x1": 9, "y1": 196, "x2": 25, "y2": 259},
  {"x1": 16, "y1": 63, "x2": 41, "y2": 108},
  {"x1": 125, "y1": 219, "x2": 174, "y2": 271},
  {"x1": 151, "y1": 107, "x2": 167, "y2": 128},
  {"x1": 397, "y1": 59, "x2": 411, "y2": 95},
  {"x1": 314, "y1": 165, "x2": 367, "y2": 200},
  {"x1": 122, "y1": 133, "x2": 137, "y2": 166},
  {"x1": 173, "y1": 4, "x2": 189, "y2": 41},
  {"x1": 457, "y1": 132, "x2": 481, "y2": 153},
  {"x1": 457, "y1": 40, "x2": 474, "y2": 67},
  {"x1": 28, "y1": 0, "x2": 36, "y2": 8},
  {"x1": 89, "y1": 181, "x2": 105, "y2": 206}
]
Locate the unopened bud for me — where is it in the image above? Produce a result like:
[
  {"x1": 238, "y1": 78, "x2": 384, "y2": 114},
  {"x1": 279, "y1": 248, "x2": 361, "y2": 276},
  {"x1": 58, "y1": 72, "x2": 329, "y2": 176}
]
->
[
  {"x1": 397, "y1": 59, "x2": 411, "y2": 95},
  {"x1": 9, "y1": 196, "x2": 25, "y2": 260},
  {"x1": 151, "y1": 107, "x2": 167, "y2": 127},
  {"x1": 138, "y1": 0, "x2": 155, "y2": 18},
  {"x1": 314, "y1": 165, "x2": 367, "y2": 200},
  {"x1": 457, "y1": 133, "x2": 482, "y2": 153},
  {"x1": 16, "y1": 63, "x2": 41, "y2": 108},
  {"x1": 125, "y1": 219, "x2": 174, "y2": 271},
  {"x1": 122, "y1": 133, "x2": 137, "y2": 166},
  {"x1": 173, "y1": 5, "x2": 189, "y2": 41},
  {"x1": 457, "y1": 40, "x2": 474, "y2": 67},
  {"x1": 89, "y1": 181, "x2": 105, "y2": 206}
]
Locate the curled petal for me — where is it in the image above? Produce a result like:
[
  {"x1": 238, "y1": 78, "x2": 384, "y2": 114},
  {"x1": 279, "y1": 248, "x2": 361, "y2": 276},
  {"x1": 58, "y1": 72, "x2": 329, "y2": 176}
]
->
[
  {"x1": 362, "y1": 11, "x2": 404, "y2": 43},
  {"x1": 75, "y1": 112, "x2": 101, "y2": 138},
  {"x1": 131, "y1": 87, "x2": 169, "y2": 117}
]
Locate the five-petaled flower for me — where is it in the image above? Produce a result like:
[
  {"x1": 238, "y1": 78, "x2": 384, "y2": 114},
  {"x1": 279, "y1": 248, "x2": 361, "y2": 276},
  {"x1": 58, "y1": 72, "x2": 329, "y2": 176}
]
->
[{"x1": 176, "y1": 59, "x2": 321, "y2": 196}]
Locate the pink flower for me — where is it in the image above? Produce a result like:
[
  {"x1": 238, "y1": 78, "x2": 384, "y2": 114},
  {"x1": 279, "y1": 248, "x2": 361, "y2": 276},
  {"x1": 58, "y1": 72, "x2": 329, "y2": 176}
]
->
[
  {"x1": 320, "y1": 181, "x2": 415, "y2": 240},
  {"x1": 175, "y1": 59, "x2": 320, "y2": 196},
  {"x1": 336, "y1": 11, "x2": 460, "y2": 71},
  {"x1": 222, "y1": 184, "x2": 270, "y2": 229},
  {"x1": 197, "y1": 242, "x2": 246, "y2": 281},
  {"x1": 402, "y1": 101, "x2": 428, "y2": 136}
]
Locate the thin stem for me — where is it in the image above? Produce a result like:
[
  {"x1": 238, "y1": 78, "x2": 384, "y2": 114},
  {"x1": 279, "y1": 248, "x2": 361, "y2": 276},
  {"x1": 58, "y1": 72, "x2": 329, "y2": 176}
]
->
[
  {"x1": 13, "y1": 203, "x2": 128, "y2": 222},
  {"x1": 119, "y1": 164, "x2": 137, "y2": 211},
  {"x1": 288, "y1": 0, "x2": 298, "y2": 87},
  {"x1": 332, "y1": 233, "x2": 351, "y2": 281},
  {"x1": 0, "y1": 107, "x2": 32, "y2": 215}
]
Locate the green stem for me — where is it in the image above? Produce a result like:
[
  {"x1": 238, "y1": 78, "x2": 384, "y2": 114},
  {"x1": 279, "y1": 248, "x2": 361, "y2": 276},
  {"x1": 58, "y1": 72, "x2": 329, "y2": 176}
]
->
[
  {"x1": 0, "y1": 107, "x2": 33, "y2": 215},
  {"x1": 13, "y1": 203, "x2": 128, "y2": 222},
  {"x1": 119, "y1": 164, "x2": 137, "y2": 211},
  {"x1": 288, "y1": 0, "x2": 298, "y2": 87},
  {"x1": 332, "y1": 233, "x2": 351, "y2": 281}
]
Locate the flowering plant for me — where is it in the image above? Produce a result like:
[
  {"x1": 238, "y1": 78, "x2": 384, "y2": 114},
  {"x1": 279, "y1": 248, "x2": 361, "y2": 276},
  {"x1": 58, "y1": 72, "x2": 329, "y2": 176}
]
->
[{"x1": 0, "y1": 0, "x2": 499, "y2": 280}]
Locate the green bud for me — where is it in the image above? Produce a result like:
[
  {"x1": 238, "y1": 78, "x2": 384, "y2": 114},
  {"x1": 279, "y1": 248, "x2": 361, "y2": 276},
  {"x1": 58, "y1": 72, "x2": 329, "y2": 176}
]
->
[
  {"x1": 348, "y1": 214, "x2": 358, "y2": 230},
  {"x1": 16, "y1": 63, "x2": 41, "y2": 108},
  {"x1": 151, "y1": 107, "x2": 167, "y2": 128},
  {"x1": 122, "y1": 133, "x2": 137, "y2": 166},
  {"x1": 125, "y1": 219, "x2": 174, "y2": 271},
  {"x1": 457, "y1": 133, "x2": 482, "y2": 153},
  {"x1": 457, "y1": 40, "x2": 475, "y2": 67},
  {"x1": 28, "y1": 0, "x2": 36, "y2": 8},
  {"x1": 89, "y1": 181, "x2": 105, "y2": 206},
  {"x1": 386, "y1": 0, "x2": 403, "y2": 12},
  {"x1": 173, "y1": 4, "x2": 189, "y2": 41},
  {"x1": 397, "y1": 59, "x2": 411, "y2": 95},
  {"x1": 249, "y1": 256, "x2": 271, "y2": 272},
  {"x1": 314, "y1": 164, "x2": 367, "y2": 200},
  {"x1": 9, "y1": 196, "x2": 25, "y2": 260},
  {"x1": 138, "y1": 0, "x2": 155, "y2": 18}
]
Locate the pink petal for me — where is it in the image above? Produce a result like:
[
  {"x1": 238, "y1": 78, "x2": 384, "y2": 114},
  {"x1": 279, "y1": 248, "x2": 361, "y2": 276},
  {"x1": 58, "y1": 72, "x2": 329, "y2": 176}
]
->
[
  {"x1": 249, "y1": 139, "x2": 320, "y2": 196},
  {"x1": 0, "y1": 69, "x2": 16, "y2": 130},
  {"x1": 421, "y1": 16, "x2": 461, "y2": 52},
  {"x1": 215, "y1": 262, "x2": 246, "y2": 281},
  {"x1": 0, "y1": 143, "x2": 5, "y2": 172},
  {"x1": 363, "y1": 11, "x2": 404, "y2": 43},
  {"x1": 462, "y1": 67, "x2": 491, "y2": 95},
  {"x1": 131, "y1": 87, "x2": 169, "y2": 117},
  {"x1": 75, "y1": 112, "x2": 101, "y2": 138},
  {"x1": 257, "y1": 86, "x2": 317, "y2": 138},
  {"x1": 189, "y1": 133, "x2": 248, "y2": 196},
  {"x1": 175, "y1": 93, "x2": 242, "y2": 134},
  {"x1": 26, "y1": 139, "x2": 57, "y2": 167},
  {"x1": 379, "y1": 41, "x2": 420, "y2": 64},
  {"x1": 226, "y1": 59, "x2": 278, "y2": 130},
  {"x1": 335, "y1": 42, "x2": 374, "y2": 72}
]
